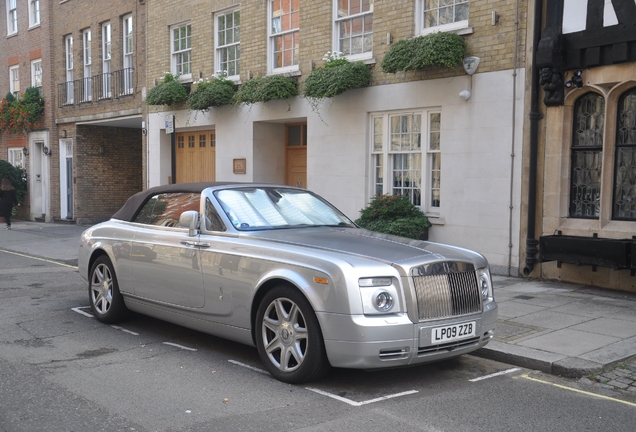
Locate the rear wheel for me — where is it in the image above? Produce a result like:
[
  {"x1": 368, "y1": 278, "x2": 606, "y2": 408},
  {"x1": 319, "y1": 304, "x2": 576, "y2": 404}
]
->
[
  {"x1": 255, "y1": 286, "x2": 330, "y2": 384},
  {"x1": 89, "y1": 256, "x2": 128, "y2": 323}
]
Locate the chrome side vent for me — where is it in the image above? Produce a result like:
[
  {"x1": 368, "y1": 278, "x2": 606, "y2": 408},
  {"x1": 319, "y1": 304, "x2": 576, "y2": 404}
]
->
[{"x1": 379, "y1": 347, "x2": 410, "y2": 360}]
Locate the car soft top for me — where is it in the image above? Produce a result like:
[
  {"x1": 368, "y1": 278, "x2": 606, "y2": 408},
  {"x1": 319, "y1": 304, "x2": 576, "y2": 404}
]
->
[{"x1": 111, "y1": 182, "x2": 226, "y2": 222}]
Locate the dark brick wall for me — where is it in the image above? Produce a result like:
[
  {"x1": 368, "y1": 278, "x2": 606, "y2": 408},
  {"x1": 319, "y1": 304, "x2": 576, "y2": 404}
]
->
[{"x1": 74, "y1": 125, "x2": 142, "y2": 224}]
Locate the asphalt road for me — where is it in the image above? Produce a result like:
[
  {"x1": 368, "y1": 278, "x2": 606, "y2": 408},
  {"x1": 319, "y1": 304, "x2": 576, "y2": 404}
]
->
[{"x1": 1, "y1": 249, "x2": 635, "y2": 432}]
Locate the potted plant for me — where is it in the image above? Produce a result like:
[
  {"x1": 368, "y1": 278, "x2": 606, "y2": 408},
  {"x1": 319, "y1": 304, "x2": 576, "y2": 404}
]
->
[
  {"x1": 302, "y1": 51, "x2": 372, "y2": 111},
  {"x1": 233, "y1": 74, "x2": 298, "y2": 106},
  {"x1": 145, "y1": 72, "x2": 188, "y2": 106},
  {"x1": 187, "y1": 71, "x2": 237, "y2": 111},
  {"x1": 381, "y1": 31, "x2": 465, "y2": 73},
  {"x1": 355, "y1": 194, "x2": 431, "y2": 240}
]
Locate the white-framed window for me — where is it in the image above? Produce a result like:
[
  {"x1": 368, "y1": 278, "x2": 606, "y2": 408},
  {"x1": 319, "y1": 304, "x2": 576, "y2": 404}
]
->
[
  {"x1": 101, "y1": 22, "x2": 111, "y2": 98},
  {"x1": 65, "y1": 34, "x2": 74, "y2": 104},
  {"x1": 216, "y1": 9, "x2": 240, "y2": 79},
  {"x1": 8, "y1": 148, "x2": 25, "y2": 169},
  {"x1": 268, "y1": 0, "x2": 300, "y2": 73},
  {"x1": 83, "y1": 29, "x2": 92, "y2": 102},
  {"x1": 123, "y1": 14, "x2": 133, "y2": 94},
  {"x1": 171, "y1": 23, "x2": 192, "y2": 80},
  {"x1": 7, "y1": 0, "x2": 18, "y2": 35},
  {"x1": 333, "y1": 0, "x2": 373, "y2": 61},
  {"x1": 31, "y1": 59, "x2": 42, "y2": 88},
  {"x1": 416, "y1": 0, "x2": 469, "y2": 36},
  {"x1": 9, "y1": 65, "x2": 20, "y2": 97},
  {"x1": 371, "y1": 110, "x2": 442, "y2": 212},
  {"x1": 28, "y1": 0, "x2": 40, "y2": 27}
]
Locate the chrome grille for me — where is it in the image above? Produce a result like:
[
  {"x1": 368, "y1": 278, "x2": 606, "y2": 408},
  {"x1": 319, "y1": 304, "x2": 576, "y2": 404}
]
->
[{"x1": 412, "y1": 262, "x2": 482, "y2": 321}]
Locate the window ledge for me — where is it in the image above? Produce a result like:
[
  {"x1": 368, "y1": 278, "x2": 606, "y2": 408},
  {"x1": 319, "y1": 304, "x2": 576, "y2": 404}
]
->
[
  {"x1": 427, "y1": 216, "x2": 445, "y2": 225},
  {"x1": 268, "y1": 69, "x2": 302, "y2": 78},
  {"x1": 28, "y1": 24, "x2": 41, "y2": 31},
  {"x1": 6, "y1": 32, "x2": 18, "y2": 39}
]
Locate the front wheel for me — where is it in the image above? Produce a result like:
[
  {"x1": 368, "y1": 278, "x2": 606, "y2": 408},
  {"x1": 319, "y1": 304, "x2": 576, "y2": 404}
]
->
[
  {"x1": 255, "y1": 286, "x2": 331, "y2": 384},
  {"x1": 89, "y1": 255, "x2": 128, "y2": 323}
]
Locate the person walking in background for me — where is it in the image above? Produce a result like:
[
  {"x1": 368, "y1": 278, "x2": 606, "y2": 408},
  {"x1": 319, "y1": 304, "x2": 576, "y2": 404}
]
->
[{"x1": 0, "y1": 178, "x2": 20, "y2": 230}]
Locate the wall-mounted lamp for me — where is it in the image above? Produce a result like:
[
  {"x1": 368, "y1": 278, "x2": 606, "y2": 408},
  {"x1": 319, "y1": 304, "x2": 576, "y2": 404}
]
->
[
  {"x1": 22, "y1": 147, "x2": 29, "y2": 156},
  {"x1": 99, "y1": 145, "x2": 105, "y2": 155},
  {"x1": 491, "y1": 11, "x2": 500, "y2": 26},
  {"x1": 386, "y1": 32, "x2": 393, "y2": 45},
  {"x1": 61, "y1": 129, "x2": 67, "y2": 138},
  {"x1": 459, "y1": 90, "x2": 471, "y2": 101},
  {"x1": 565, "y1": 70, "x2": 583, "y2": 88},
  {"x1": 43, "y1": 145, "x2": 52, "y2": 156}
]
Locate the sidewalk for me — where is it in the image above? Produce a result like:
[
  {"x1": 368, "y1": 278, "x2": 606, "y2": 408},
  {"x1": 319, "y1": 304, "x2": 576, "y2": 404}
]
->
[
  {"x1": 476, "y1": 275, "x2": 636, "y2": 378},
  {"x1": 1, "y1": 219, "x2": 636, "y2": 378}
]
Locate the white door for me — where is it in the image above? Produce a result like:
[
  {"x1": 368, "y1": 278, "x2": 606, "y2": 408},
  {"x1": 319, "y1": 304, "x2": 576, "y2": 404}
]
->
[{"x1": 60, "y1": 139, "x2": 74, "y2": 219}]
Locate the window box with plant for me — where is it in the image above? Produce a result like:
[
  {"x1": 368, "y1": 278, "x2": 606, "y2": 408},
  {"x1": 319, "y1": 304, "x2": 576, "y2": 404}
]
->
[
  {"x1": 187, "y1": 71, "x2": 237, "y2": 111},
  {"x1": 145, "y1": 72, "x2": 188, "y2": 107},
  {"x1": 233, "y1": 74, "x2": 298, "y2": 106},
  {"x1": 381, "y1": 31, "x2": 465, "y2": 73},
  {"x1": 302, "y1": 51, "x2": 372, "y2": 110},
  {"x1": 0, "y1": 88, "x2": 44, "y2": 135},
  {"x1": 356, "y1": 194, "x2": 431, "y2": 240}
]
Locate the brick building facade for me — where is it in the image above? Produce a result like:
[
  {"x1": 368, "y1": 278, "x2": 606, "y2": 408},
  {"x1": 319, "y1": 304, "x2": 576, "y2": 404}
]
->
[
  {"x1": 144, "y1": 0, "x2": 530, "y2": 276},
  {"x1": 51, "y1": 0, "x2": 146, "y2": 224},
  {"x1": 0, "y1": 0, "x2": 55, "y2": 221}
]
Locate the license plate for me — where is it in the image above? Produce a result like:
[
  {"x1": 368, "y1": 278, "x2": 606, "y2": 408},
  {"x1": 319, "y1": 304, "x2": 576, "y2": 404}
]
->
[{"x1": 431, "y1": 321, "x2": 476, "y2": 344}]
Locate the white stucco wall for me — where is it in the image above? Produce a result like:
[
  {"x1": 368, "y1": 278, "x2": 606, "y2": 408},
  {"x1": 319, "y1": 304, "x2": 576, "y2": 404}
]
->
[{"x1": 146, "y1": 68, "x2": 525, "y2": 275}]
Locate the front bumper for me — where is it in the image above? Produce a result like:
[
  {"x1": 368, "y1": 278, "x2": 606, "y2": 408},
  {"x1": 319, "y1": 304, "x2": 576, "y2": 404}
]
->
[{"x1": 318, "y1": 300, "x2": 498, "y2": 369}]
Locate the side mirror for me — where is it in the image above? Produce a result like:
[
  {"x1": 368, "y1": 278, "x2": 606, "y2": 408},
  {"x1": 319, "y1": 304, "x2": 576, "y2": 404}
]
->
[{"x1": 179, "y1": 210, "x2": 199, "y2": 237}]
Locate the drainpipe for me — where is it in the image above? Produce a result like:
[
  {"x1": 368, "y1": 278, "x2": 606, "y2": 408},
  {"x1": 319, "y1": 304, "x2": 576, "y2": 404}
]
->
[
  {"x1": 522, "y1": 0, "x2": 543, "y2": 276},
  {"x1": 507, "y1": 0, "x2": 520, "y2": 276}
]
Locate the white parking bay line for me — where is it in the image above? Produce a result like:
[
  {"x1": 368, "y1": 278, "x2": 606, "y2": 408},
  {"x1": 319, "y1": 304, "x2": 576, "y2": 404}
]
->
[
  {"x1": 469, "y1": 367, "x2": 521, "y2": 382},
  {"x1": 306, "y1": 388, "x2": 418, "y2": 407},
  {"x1": 228, "y1": 359, "x2": 269, "y2": 375},
  {"x1": 71, "y1": 307, "x2": 94, "y2": 318},
  {"x1": 163, "y1": 342, "x2": 198, "y2": 351},
  {"x1": 111, "y1": 325, "x2": 139, "y2": 336}
]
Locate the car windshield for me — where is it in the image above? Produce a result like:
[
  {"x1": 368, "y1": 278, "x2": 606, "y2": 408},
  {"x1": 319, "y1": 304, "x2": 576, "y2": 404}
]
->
[{"x1": 215, "y1": 187, "x2": 355, "y2": 231}]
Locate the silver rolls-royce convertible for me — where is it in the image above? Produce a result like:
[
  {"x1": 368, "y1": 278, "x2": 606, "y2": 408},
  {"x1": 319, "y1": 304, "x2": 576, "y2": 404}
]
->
[{"x1": 78, "y1": 183, "x2": 497, "y2": 383}]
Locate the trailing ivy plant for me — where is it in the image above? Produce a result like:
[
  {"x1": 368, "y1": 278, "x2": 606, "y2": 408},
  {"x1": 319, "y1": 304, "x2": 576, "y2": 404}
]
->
[
  {"x1": 145, "y1": 72, "x2": 188, "y2": 106},
  {"x1": 187, "y1": 71, "x2": 237, "y2": 111},
  {"x1": 0, "y1": 88, "x2": 44, "y2": 135},
  {"x1": 302, "y1": 51, "x2": 372, "y2": 111},
  {"x1": 381, "y1": 32, "x2": 466, "y2": 73},
  {"x1": 233, "y1": 75, "x2": 298, "y2": 106},
  {"x1": 355, "y1": 194, "x2": 430, "y2": 240}
]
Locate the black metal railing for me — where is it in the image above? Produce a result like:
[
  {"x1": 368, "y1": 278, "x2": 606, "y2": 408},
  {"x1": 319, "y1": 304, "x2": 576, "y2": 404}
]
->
[{"x1": 57, "y1": 68, "x2": 134, "y2": 107}]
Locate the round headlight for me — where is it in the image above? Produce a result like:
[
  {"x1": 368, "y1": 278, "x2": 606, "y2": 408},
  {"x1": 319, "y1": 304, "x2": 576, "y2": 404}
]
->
[
  {"x1": 374, "y1": 291, "x2": 394, "y2": 312},
  {"x1": 479, "y1": 274, "x2": 490, "y2": 299}
]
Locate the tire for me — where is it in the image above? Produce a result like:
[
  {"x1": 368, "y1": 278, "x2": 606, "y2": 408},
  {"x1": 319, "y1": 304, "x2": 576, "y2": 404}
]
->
[
  {"x1": 88, "y1": 255, "x2": 128, "y2": 323},
  {"x1": 255, "y1": 286, "x2": 331, "y2": 384}
]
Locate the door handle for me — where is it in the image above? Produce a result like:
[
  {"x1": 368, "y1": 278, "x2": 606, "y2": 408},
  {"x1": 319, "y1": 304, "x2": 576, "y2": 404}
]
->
[{"x1": 180, "y1": 240, "x2": 210, "y2": 248}]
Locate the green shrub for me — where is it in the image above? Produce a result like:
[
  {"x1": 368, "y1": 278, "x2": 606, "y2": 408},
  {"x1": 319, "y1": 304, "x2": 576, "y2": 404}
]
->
[
  {"x1": 356, "y1": 194, "x2": 430, "y2": 239},
  {"x1": 233, "y1": 75, "x2": 298, "y2": 105},
  {"x1": 0, "y1": 87, "x2": 44, "y2": 135},
  {"x1": 0, "y1": 160, "x2": 26, "y2": 204},
  {"x1": 303, "y1": 61, "x2": 371, "y2": 101},
  {"x1": 382, "y1": 32, "x2": 466, "y2": 73},
  {"x1": 187, "y1": 76, "x2": 237, "y2": 111},
  {"x1": 145, "y1": 72, "x2": 188, "y2": 106}
]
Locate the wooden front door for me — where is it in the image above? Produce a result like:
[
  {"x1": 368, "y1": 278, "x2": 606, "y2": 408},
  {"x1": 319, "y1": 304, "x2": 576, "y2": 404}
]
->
[
  {"x1": 176, "y1": 130, "x2": 216, "y2": 183},
  {"x1": 285, "y1": 123, "x2": 307, "y2": 188}
]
